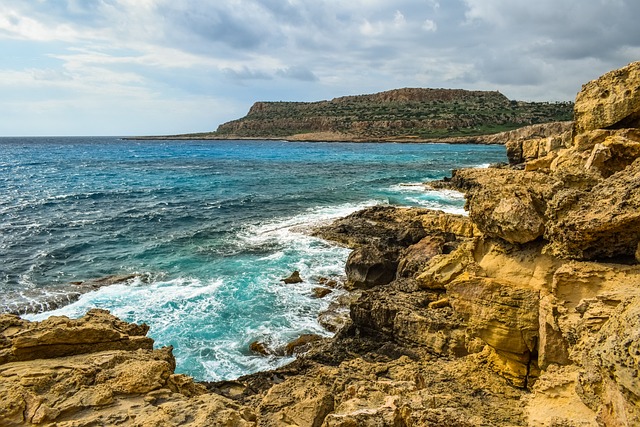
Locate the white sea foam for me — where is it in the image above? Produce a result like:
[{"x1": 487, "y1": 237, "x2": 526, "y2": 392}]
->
[
  {"x1": 386, "y1": 182, "x2": 468, "y2": 215},
  {"x1": 25, "y1": 277, "x2": 224, "y2": 324},
  {"x1": 246, "y1": 199, "x2": 381, "y2": 236}
]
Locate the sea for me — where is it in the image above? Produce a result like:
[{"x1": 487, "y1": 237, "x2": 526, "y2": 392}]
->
[{"x1": 0, "y1": 137, "x2": 506, "y2": 381}]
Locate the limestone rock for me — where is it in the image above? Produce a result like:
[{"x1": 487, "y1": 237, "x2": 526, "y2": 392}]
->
[
  {"x1": 501, "y1": 121, "x2": 573, "y2": 165},
  {"x1": 525, "y1": 365, "x2": 597, "y2": 426},
  {"x1": 545, "y1": 158, "x2": 640, "y2": 260},
  {"x1": 450, "y1": 167, "x2": 557, "y2": 244},
  {"x1": 285, "y1": 334, "x2": 323, "y2": 356},
  {"x1": 578, "y1": 296, "x2": 640, "y2": 426},
  {"x1": 573, "y1": 61, "x2": 640, "y2": 136},
  {"x1": 396, "y1": 235, "x2": 445, "y2": 279},
  {"x1": 0, "y1": 311, "x2": 254, "y2": 427},
  {"x1": 0, "y1": 308, "x2": 153, "y2": 364},
  {"x1": 447, "y1": 275, "x2": 540, "y2": 387},
  {"x1": 257, "y1": 375, "x2": 334, "y2": 427},
  {"x1": 350, "y1": 279, "x2": 467, "y2": 357},
  {"x1": 312, "y1": 205, "x2": 426, "y2": 249},
  {"x1": 416, "y1": 239, "x2": 480, "y2": 290}
]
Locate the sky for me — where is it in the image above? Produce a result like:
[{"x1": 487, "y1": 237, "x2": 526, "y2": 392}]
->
[{"x1": 1, "y1": 0, "x2": 639, "y2": 136}]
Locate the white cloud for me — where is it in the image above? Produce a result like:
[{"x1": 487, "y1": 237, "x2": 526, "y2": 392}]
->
[
  {"x1": 422, "y1": 19, "x2": 437, "y2": 32},
  {"x1": 0, "y1": 10, "x2": 79, "y2": 41},
  {"x1": 0, "y1": 0, "x2": 639, "y2": 135},
  {"x1": 393, "y1": 10, "x2": 406, "y2": 26}
]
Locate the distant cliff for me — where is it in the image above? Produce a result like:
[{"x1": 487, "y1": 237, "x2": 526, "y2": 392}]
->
[{"x1": 213, "y1": 88, "x2": 573, "y2": 142}]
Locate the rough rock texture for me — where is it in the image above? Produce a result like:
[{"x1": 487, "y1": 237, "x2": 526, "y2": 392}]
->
[
  {"x1": 447, "y1": 276, "x2": 541, "y2": 387},
  {"x1": 449, "y1": 167, "x2": 557, "y2": 244},
  {"x1": 450, "y1": 63, "x2": 640, "y2": 260},
  {"x1": 0, "y1": 308, "x2": 153, "y2": 364},
  {"x1": 574, "y1": 61, "x2": 640, "y2": 135},
  {"x1": 313, "y1": 206, "x2": 475, "y2": 289},
  {"x1": 579, "y1": 297, "x2": 640, "y2": 426},
  {"x1": 545, "y1": 158, "x2": 640, "y2": 259},
  {"x1": 503, "y1": 121, "x2": 573, "y2": 165},
  {"x1": 0, "y1": 310, "x2": 255, "y2": 426}
]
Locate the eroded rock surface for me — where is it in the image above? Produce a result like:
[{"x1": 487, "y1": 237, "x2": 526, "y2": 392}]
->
[{"x1": 0, "y1": 309, "x2": 255, "y2": 426}]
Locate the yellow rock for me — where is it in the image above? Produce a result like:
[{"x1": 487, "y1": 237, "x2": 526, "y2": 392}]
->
[{"x1": 574, "y1": 61, "x2": 640, "y2": 136}]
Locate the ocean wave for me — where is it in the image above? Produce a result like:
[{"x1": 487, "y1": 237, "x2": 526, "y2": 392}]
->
[{"x1": 384, "y1": 182, "x2": 467, "y2": 214}]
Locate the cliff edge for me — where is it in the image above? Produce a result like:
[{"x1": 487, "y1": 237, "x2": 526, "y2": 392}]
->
[{"x1": 2, "y1": 62, "x2": 639, "y2": 426}]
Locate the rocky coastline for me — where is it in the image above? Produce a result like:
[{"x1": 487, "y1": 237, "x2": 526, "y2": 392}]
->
[
  {"x1": 2, "y1": 62, "x2": 640, "y2": 426},
  {"x1": 123, "y1": 122, "x2": 572, "y2": 145}
]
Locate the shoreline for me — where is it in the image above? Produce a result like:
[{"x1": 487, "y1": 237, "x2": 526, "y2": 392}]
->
[
  {"x1": 121, "y1": 134, "x2": 499, "y2": 144},
  {"x1": 121, "y1": 121, "x2": 572, "y2": 147}
]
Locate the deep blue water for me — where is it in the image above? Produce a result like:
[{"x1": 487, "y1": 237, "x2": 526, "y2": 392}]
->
[{"x1": 0, "y1": 137, "x2": 505, "y2": 380}]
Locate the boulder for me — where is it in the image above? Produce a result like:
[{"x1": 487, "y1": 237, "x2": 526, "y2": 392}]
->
[
  {"x1": 573, "y1": 61, "x2": 640, "y2": 137},
  {"x1": 312, "y1": 287, "x2": 332, "y2": 298},
  {"x1": 249, "y1": 341, "x2": 270, "y2": 356},
  {"x1": 285, "y1": 334, "x2": 323, "y2": 356},
  {"x1": 282, "y1": 270, "x2": 303, "y2": 284},
  {"x1": 450, "y1": 168, "x2": 557, "y2": 244}
]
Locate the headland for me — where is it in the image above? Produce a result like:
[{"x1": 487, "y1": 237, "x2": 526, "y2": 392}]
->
[{"x1": 126, "y1": 88, "x2": 572, "y2": 143}]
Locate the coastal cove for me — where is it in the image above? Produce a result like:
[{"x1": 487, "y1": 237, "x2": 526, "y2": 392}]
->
[{"x1": 0, "y1": 138, "x2": 506, "y2": 381}]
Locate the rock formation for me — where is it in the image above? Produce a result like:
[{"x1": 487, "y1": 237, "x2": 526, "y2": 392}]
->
[
  {"x1": 209, "y1": 88, "x2": 573, "y2": 142},
  {"x1": 2, "y1": 62, "x2": 640, "y2": 426},
  {"x1": 0, "y1": 309, "x2": 256, "y2": 426}
]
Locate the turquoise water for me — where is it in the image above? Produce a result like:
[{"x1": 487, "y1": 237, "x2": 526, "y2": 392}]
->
[{"x1": 0, "y1": 137, "x2": 506, "y2": 380}]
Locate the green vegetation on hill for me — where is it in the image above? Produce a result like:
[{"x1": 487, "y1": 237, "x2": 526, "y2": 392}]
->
[{"x1": 213, "y1": 88, "x2": 573, "y2": 140}]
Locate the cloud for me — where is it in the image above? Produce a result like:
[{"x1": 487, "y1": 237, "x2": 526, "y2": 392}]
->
[
  {"x1": 1, "y1": 0, "x2": 639, "y2": 135},
  {"x1": 422, "y1": 19, "x2": 437, "y2": 32},
  {"x1": 277, "y1": 66, "x2": 318, "y2": 82},
  {"x1": 223, "y1": 66, "x2": 273, "y2": 81}
]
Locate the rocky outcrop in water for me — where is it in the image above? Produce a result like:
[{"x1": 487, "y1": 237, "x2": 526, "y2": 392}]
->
[{"x1": 2, "y1": 62, "x2": 640, "y2": 426}]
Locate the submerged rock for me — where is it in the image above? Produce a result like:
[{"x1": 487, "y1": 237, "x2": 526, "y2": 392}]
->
[
  {"x1": 282, "y1": 270, "x2": 303, "y2": 284},
  {"x1": 284, "y1": 334, "x2": 323, "y2": 356},
  {"x1": 312, "y1": 287, "x2": 332, "y2": 298},
  {"x1": 249, "y1": 341, "x2": 270, "y2": 356}
]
